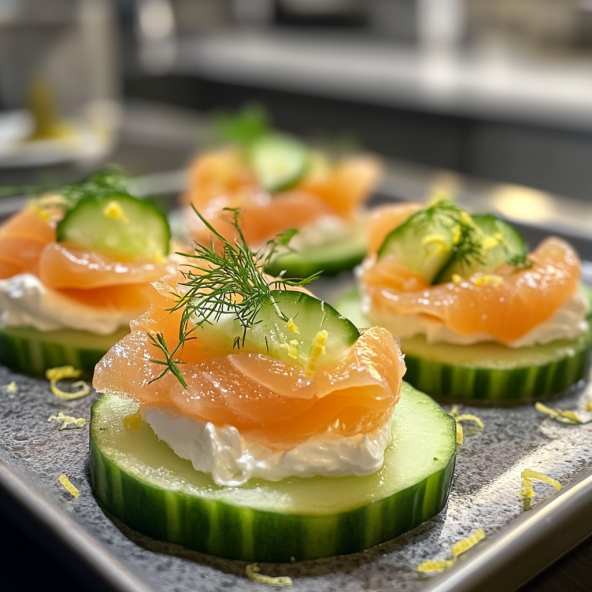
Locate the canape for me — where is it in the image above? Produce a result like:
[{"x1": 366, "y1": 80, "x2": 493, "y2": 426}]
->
[
  {"x1": 337, "y1": 200, "x2": 592, "y2": 403},
  {"x1": 89, "y1": 211, "x2": 456, "y2": 561},
  {"x1": 0, "y1": 170, "x2": 171, "y2": 373}
]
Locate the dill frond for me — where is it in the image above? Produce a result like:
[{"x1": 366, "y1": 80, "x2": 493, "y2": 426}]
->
[
  {"x1": 412, "y1": 200, "x2": 484, "y2": 266},
  {"x1": 149, "y1": 207, "x2": 319, "y2": 387},
  {"x1": 508, "y1": 252, "x2": 534, "y2": 272}
]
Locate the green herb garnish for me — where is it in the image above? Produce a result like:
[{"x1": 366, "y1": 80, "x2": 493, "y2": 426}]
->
[
  {"x1": 414, "y1": 200, "x2": 485, "y2": 267},
  {"x1": 508, "y1": 252, "x2": 534, "y2": 272},
  {"x1": 149, "y1": 207, "x2": 318, "y2": 388},
  {"x1": 208, "y1": 104, "x2": 271, "y2": 149}
]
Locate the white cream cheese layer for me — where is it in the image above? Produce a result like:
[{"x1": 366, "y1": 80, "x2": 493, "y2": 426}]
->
[
  {"x1": 0, "y1": 273, "x2": 135, "y2": 334},
  {"x1": 142, "y1": 406, "x2": 392, "y2": 486},
  {"x1": 362, "y1": 288, "x2": 590, "y2": 348}
]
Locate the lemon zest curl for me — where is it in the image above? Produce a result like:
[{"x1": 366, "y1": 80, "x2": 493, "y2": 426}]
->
[
  {"x1": 59, "y1": 474, "x2": 79, "y2": 498},
  {"x1": 246, "y1": 564, "x2": 292, "y2": 587},
  {"x1": 535, "y1": 402, "x2": 589, "y2": 425},
  {"x1": 46, "y1": 366, "x2": 90, "y2": 400},
  {"x1": 450, "y1": 406, "x2": 484, "y2": 445},
  {"x1": 520, "y1": 469, "x2": 561, "y2": 511},
  {"x1": 417, "y1": 529, "x2": 485, "y2": 573},
  {"x1": 48, "y1": 412, "x2": 86, "y2": 430}
]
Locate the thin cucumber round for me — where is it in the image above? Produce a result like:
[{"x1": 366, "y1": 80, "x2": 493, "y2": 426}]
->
[
  {"x1": 194, "y1": 290, "x2": 360, "y2": 368},
  {"x1": 56, "y1": 194, "x2": 171, "y2": 261},
  {"x1": 89, "y1": 383, "x2": 456, "y2": 562},
  {"x1": 264, "y1": 235, "x2": 367, "y2": 278},
  {"x1": 0, "y1": 324, "x2": 129, "y2": 375},
  {"x1": 334, "y1": 288, "x2": 592, "y2": 403},
  {"x1": 436, "y1": 215, "x2": 527, "y2": 283},
  {"x1": 377, "y1": 207, "x2": 456, "y2": 284},
  {"x1": 249, "y1": 133, "x2": 310, "y2": 193}
]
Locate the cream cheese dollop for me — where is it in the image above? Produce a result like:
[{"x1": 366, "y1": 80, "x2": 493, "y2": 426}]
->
[
  {"x1": 0, "y1": 273, "x2": 135, "y2": 334},
  {"x1": 362, "y1": 287, "x2": 590, "y2": 348},
  {"x1": 142, "y1": 406, "x2": 392, "y2": 486}
]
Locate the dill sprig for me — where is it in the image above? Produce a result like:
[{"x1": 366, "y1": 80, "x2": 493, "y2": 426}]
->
[
  {"x1": 149, "y1": 207, "x2": 319, "y2": 387},
  {"x1": 207, "y1": 104, "x2": 270, "y2": 149},
  {"x1": 509, "y1": 252, "x2": 534, "y2": 272},
  {"x1": 414, "y1": 200, "x2": 485, "y2": 266}
]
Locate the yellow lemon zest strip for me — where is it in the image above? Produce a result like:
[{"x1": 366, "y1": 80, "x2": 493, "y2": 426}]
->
[
  {"x1": 246, "y1": 564, "x2": 292, "y2": 588},
  {"x1": 59, "y1": 474, "x2": 79, "y2": 498},
  {"x1": 422, "y1": 234, "x2": 450, "y2": 256},
  {"x1": 535, "y1": 402, "x2": 587, "y2": 425},
  {"x1": 417, "y1": 559, "x2": 455, "y2": 573},
  {"x1": 417, "y1": 529, "x2": 485, "y2": 574},
  {"x1": 286, "y1": 318, "x2": 299, "y2": 334},
  {"x1": 3, "y1": 381, "x2": 17, "y2": 394},
  {"x1": 46, "y1": 366, "x2": 91, "y2": 400},
  {"x1": 305, "y1": 330, "x2": 328, "y2": 376},
  {"x1": 123, "y1": 412, "x2": 143, "y2": 430},
  {"x1": 450, "y1": 406, "x2": 484, "y2": 446},
  {"x1": 473, "y1": 275, "x2": 504, "y2": 288},
  {"x1": 587, "y1": 401, "x2": 592, "y2": 412},
  {"x1": 287, "y1": 339, "x2": 299, "y2": 360},
  {"x1": 520, "y1": 469, "x2": 561, "y2": 511},
  {"x1": 455, "y1": 422, "x2": 464, "y2": 445},
  {"x1": 103, "y1": 200, "x2": 129, "y2": 223},
  {"x1": 48, "y1": 412, "x2": 86, "y2": 431},
  {"x1": 451, "y1": 529, "x2": 486, "y2": 559},
  {"x1": 451, "y1": 273, "x2": 462, "y2": 285}
]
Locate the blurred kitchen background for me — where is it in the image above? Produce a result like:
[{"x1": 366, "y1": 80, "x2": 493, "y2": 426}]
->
[{"x1": 1, "y1": 0, "x2": 592, "y2": 242}]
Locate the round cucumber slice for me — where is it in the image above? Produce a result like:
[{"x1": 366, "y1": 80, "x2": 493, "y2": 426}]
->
[
  {"x1": 334, "y1": 288, "x2": 592, "y2": 403},
  {"x1": 264, "y1": 235, "x2": 367, "y2": 278},
  {"x1": 377, "y1": 208, "x2": 456, "y2": 284},
  {"x1": 194, "y1": 290, "x2": 360, "y2": 369},
  {"x1": 89, "y1": 383, "x2": 456, "y2": 562},
  {"x1": 56, "y1": 194, "x2": 171, "y2": 261},
  {"x1": 435, "y1": 215, "x2": 527, "y2": 283},
  {"x1": 0, "y1": 324, "x2": 129, "y2": 375},
  {"x1": 249, "y1": 133, "x2": 310, "y2": 193}
]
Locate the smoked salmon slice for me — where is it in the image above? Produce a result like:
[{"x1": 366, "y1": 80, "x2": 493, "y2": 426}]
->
[
  {"x1": 362, "y1": 237, "x2": 581, "y2": 345},
  {"x1": 93, "y1": 273, "x2": 404, "y2": 448},
  {"x1": 0, "y1": 206, "x2": 170, "y2": 315},
  {"x1": 183, "y1": 147, "x2": 382, "y2": 248}
]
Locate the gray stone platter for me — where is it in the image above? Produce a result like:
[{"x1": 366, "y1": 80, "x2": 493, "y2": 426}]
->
[{"x1": 2, "y1": 274, "x2": 592, "y2": 592}]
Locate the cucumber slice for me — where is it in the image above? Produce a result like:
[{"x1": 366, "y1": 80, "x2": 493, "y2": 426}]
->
[
  {"x1": 0, "y1": 324, "x2": 129, "y2": 375},
  {"x1": 194, "y1": 290, "x2": 360, "y2": 368},
  {"x1": 89, "y1": 383, "x2": 456, "y2": 562},
  {"x1": 56, "y1": 194, "x2": 171, "y2": 261},
  {"x1": 334, "y1": 288, "x2": 592, "y2": 403},
  {"x1": 377, "y1": 208, "x2": 456, "y2": 284},
  {"x1": 264, "y1": 235, "x2": 367, "y2": 278},
  {"x1": 436, "y1": 215, "x2": 527, "y2": 283},
  {"x1": 250, "y1": 133, "x2": 310, "y2": 193}
]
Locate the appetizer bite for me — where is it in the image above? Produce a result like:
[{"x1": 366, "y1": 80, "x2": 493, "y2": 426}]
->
[
  {"x1": 338, "y1": 200, "x2": 592, "y2": 403},
  {"x1": 0, "y1": 170, "x2": 172, "y2": 374},
  {"x1": 182, "y1": 106, "x2": 382, "y2": 278},
  {"x1": 89, "y1": 211, "x2": 456, "y2": 562}
]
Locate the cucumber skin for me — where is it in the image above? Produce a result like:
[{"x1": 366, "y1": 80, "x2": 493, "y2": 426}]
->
[
  {"x1": 0, "y1": 325, "x2": 128, "y2": 375},
  {"x1": 89, "y1": 388, "x2": 456, "y2": 562},
  {"x1": 404, "y1": 338, "x2": 592, "y2": 403},
  {"x1": 334, "y1": 288, "x2": 592, "y2": 404}
]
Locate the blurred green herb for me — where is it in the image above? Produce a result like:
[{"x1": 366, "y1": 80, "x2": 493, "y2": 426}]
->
[{"x1": 206, "y1": 104, "x2": 271, "y2": 149}]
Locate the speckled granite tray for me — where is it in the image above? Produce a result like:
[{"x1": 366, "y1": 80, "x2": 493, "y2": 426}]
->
[{"x1": 2, "y1": 276, "x2": 592, "y2": 592}]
